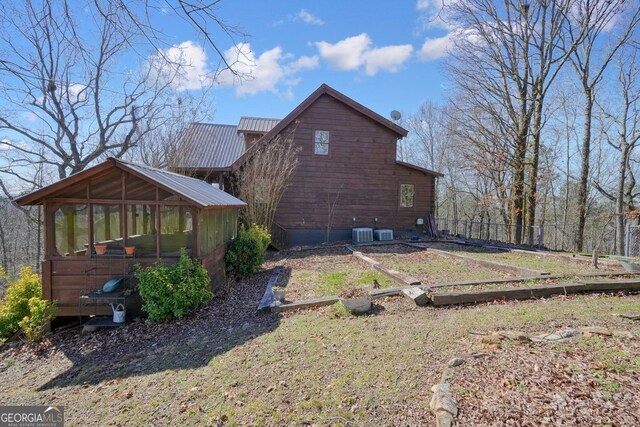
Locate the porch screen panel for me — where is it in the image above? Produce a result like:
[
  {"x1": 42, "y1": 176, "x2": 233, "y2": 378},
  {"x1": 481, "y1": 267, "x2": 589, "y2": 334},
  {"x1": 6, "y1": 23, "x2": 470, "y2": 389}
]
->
[
  {"x1": 54, "y1": 204, "x2": 88, "y2": 256},
  {"x1": 160, "y1": 206, "x2": 194, "y2": 256},
  {"x1": 93, "y1": 204, "x2": 123, "y2": 251},
  {"x1": 126, "y1": 204, "x2": 157, "y2": 257}
]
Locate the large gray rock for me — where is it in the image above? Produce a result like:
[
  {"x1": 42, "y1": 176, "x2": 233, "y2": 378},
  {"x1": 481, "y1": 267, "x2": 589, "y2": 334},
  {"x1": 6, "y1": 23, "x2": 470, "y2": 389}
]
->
[
  {"x1": 430, "y1": 383, "x2": 458, "y2": 427},
  {"x1": 530, "y1": 328, "x2": 578, "y2": 342}
]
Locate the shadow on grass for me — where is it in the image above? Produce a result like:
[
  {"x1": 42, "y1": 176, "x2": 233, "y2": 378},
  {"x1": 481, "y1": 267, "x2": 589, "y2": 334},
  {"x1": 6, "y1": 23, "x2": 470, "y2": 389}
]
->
[{"x1": 37, "y1": 268, "x2": 282, "y2": 391}]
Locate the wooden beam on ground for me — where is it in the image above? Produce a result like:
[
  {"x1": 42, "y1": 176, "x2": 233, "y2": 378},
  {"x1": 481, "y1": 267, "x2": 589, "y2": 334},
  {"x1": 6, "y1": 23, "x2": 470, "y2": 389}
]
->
[
  {"x1": 347, "y1": 245, "x2": 421, "y2": 286},
  {"x1": 428, "y1": 271, "x2": 634, "y2": 289},
  {"x1": 257, "y1": 268, "x2": 282, "y2": 311},
  {"x1": 505, "y1": 247, "x2": 622, "y2": 268},
  {"x1": 426, "y1": 247, "x2": 548, "y2": 276},
  {"x1": 271, "y1": 295, "x2": 338, "y2": 312},
  {"x1": 430, "y1": 280, "x2": 640, "y2": 306},
  {"x1": 401, "y1": 287, "x2": 429, "y2": 306}
]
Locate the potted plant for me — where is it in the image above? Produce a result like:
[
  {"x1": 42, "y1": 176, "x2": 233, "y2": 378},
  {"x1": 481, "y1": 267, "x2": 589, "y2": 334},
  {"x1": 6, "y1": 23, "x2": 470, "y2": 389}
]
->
[
  {"x1": 94, "y1": 244, "x2": 108, "y2": 255},
  {"x1": 339, "y1": 287, "x2": 372, "y2": 313},
  {"x1": 124, "y1": 245, "x2": 136, "y2": 256},
  {"x1": 272, "y1": 286, "x2": 286, "y2": 302}
]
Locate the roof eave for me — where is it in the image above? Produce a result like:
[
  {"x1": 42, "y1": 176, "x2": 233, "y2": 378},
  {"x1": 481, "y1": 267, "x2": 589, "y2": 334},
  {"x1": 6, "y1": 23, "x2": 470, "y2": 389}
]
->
[{"x1": 396, "y1": 161, "x2": 444, "y2": 177}]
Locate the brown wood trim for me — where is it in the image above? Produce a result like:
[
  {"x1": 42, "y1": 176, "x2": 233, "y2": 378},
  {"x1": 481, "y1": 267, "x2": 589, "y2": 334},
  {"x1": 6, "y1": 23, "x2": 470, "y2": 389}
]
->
[
  {"x1": 45, "y1": 197, "x2": 192, "y2": 205},
  {"x1": 117, "y1": 162, "x2": 205, "y2": 208},
  {"x1": 14, "y1": 160, "x2": 116, "y2": 205},
  {"x1": 121, "y1": 170, "x2": 126, "y2": 246},
  {"x1": 193, "y1": 209, "x2": 201, "y2": 258},
  {"x1": 88, "y1": 202, "x2": 94, "y2": 257},
  {"x1": 43, "y1": 201, "x2": 51, "y2": 258},
  {"x1": 41, "y1": 260, "x2": 52, "y2": 301},
  {"x1": 155, "y1": 189, "x2": 161, "y2": 259}
]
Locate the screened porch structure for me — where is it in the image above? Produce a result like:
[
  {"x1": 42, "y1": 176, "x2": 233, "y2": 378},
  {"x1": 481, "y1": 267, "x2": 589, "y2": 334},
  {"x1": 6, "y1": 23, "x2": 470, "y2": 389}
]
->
[{"x1": 15, "y1": 158, "x2": 246, "y2": 316}]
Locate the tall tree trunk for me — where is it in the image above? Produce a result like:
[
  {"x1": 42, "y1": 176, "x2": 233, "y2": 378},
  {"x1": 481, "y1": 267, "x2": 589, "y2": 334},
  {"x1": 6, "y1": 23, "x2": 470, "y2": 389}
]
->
[
  {"x1": 616, "y1": 145, "x2": 631, "y2": 255},
  {"x1": 575, "y1": 87, "x2": 594, "y2": 252},
  {"x1": 526, "y1": 92, "x2": 544, "y2": 245}
]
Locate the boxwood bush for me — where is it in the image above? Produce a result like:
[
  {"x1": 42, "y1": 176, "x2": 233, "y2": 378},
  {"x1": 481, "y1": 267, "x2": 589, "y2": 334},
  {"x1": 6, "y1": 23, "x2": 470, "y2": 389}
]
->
[
  {"x1": 135, "y1": 249, "x2": 212, "y2": 322},
  {"x1": 225, "y1": 224, "x2": 271, "y2": 277},
  {"x1": 0, "y1": 266, "x2": 56, "y2": 341}
]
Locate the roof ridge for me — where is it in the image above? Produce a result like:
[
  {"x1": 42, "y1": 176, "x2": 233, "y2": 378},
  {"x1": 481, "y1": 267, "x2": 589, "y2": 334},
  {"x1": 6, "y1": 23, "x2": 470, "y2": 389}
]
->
[
  {"x1": 192, "y1": 122, "x2": 237, "y2": 127},
  {"x1": 115, "y1": 158, "x2": 209, "y2": 181}
]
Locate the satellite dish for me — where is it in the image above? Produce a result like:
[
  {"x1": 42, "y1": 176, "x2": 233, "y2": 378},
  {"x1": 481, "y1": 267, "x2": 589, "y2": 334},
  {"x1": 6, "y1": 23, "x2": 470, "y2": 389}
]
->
[{"x1": 390, "y1": 110, "x2": 401, "y2": 121}]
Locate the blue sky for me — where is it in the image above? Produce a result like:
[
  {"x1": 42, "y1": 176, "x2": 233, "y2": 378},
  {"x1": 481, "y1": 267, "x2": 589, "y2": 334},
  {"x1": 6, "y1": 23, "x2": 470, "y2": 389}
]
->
[{"x1": 156, "y1": 0, "x2": 452, "y2": 124}]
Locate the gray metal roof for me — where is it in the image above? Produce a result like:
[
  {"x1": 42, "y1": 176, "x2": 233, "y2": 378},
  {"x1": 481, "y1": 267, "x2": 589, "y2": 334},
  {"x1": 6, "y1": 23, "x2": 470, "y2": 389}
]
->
[
  {"x1": 177, "y1": 123, "x2": 245, "y2": 169},
  {"x1": 119, "y1": 159, "x2": 246, "y2": 208},
  {"x1": 237, "y1": 117, "x2": 280, "y2": 134}
]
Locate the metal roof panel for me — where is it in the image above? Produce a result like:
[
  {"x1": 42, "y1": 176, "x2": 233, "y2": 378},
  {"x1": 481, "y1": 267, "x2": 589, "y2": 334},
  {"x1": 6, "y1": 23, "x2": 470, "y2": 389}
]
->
[
  {"x1": 237, "y1": 117, "x2": 280, "y2": 134},
  {"x1": 177, "y1": 123, "x2": 245, "y2": 169}
]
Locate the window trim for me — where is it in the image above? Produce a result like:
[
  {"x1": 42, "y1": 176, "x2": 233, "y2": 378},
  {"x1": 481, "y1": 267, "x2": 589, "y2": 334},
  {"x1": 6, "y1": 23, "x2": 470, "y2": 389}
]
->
[
  {"x1": 314, "y1": 130, "x2": 330, "y2": 156},
  {"x1": 399, "y1": 184, "x2": 415, "y2": 208}
]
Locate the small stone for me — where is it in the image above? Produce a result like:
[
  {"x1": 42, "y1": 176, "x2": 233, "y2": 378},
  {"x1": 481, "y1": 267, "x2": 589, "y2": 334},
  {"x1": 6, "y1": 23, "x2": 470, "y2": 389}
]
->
[
  {"x1": 447, "y1": 357, "x2": 465, "y2": 367},
  {"x1": 579, "y1": 326, "x2": 612, "y2": 336},
  {"x1": 267, "y1": 386, "x2": 275, "y2": 393},
  {"x1": 530, "y1": 328, "x2": 578, "y2": 342}
]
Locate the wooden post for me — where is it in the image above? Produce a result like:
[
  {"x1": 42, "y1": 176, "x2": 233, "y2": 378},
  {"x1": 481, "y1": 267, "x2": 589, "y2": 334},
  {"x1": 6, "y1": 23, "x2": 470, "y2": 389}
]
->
[{"x1": 155, "y1": 188, "x2": 161, "y2": 259}]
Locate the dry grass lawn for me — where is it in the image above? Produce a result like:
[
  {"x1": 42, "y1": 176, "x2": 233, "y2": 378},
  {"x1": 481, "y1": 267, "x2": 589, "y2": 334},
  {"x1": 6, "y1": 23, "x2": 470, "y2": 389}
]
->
[{"x1": 1, "y1": 290, "x2": 639, "y2": 426}]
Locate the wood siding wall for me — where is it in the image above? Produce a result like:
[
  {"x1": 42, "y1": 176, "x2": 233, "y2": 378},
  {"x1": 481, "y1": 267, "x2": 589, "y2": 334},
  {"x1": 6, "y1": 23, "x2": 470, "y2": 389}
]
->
[
  {"x1": 43, "y1": 257, "x2": 156, "y2": 316},
  {"x1": 274, "y1": 94, "x2": 436, "y2": 232}
]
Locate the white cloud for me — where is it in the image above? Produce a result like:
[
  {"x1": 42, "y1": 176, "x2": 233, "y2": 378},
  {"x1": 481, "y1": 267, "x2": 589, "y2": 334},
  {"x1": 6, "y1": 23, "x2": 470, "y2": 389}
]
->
[
  {"x1": 150, "y1": 41, "x2": 315, "y2": 97},
  {"x1": 416, "y1": 0, "x2": 458, "y2": 31},
  {"x1": 218, "y1": 44, "x2": 314, "y2": 96},
  {"x1": 315, "y1": 34, "x2": 413, "y2": 75},
  {"x1": 315, "y1": 33, "x2": 372, "y2": 71},
  {"x1": 418, "y1": 33, "x2": 455, "y2": 61},
  {"x1": 24, "y1": 112, "x2": 37, "y2": 122},
  {"x1": 151, "y1": 40, "x2": 213, "y2": 91},
  {"x1": 285, "y1": 55, "x2": 320, "y2": 74},
  {"x1": 0, "y1": 139, "x2": 11, "y2": 151},
  {"x1": 363, "y1": 45, "x2": 414, "y2": 76},
  {"x1": 293, "y1": 9, "x2": 325, "y2": 25}
]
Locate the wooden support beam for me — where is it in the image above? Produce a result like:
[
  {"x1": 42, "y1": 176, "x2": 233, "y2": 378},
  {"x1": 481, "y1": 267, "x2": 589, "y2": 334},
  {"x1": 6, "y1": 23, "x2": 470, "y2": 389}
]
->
[
  {"x1": 426, "y1": 247, "x2": 548, "y2": 276},
  {"x1": 505, "y1": 247, "x2": 622, "y2": 268},
  {"x1": 401, "y1": 287, "x2": 429, "y2": 306},
  {"x1": 430, "y1": 280, "x2": 640, "y2": 306},
  {"x1": 271, "y1": 295, "x2": 339, "y2": 312},
  {"x1": 347, "y1": 245, "x2": 421, "y2": 286}
]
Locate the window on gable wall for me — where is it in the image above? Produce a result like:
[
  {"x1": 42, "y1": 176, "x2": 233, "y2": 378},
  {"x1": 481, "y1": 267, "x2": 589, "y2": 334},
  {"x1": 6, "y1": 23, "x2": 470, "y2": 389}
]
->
[
  {"x1": 314, "y1": 130, "x2": 330, "y2": 155},
  {"x1": 400, "y1": 184, "x2": 415, "y2": 208}
]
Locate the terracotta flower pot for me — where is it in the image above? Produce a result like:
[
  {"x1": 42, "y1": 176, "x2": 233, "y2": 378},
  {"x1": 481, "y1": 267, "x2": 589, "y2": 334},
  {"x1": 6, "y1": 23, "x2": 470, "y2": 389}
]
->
[
  {"x1": 124, "y1": 246, "x2": 136, "y2": 256},
  {"x1": 94, "y1": 244, "x2": 108, "y2": 255}
]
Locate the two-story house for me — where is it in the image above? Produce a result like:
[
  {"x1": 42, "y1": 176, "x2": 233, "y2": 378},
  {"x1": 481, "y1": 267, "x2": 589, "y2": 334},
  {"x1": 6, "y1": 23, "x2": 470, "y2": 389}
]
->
[{"x1": 176, "y1": 84, "x2": 443, "y2": 247}]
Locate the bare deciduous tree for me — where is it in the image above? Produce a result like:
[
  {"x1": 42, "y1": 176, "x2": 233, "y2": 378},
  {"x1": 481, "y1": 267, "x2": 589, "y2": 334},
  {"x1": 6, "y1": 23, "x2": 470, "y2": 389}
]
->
[
  {"x1": 568, "y1": 0, "x2": 640, "y2": 252},
  {"x1": 234, "y1": 132, "x2": 300, "y2": 233}
]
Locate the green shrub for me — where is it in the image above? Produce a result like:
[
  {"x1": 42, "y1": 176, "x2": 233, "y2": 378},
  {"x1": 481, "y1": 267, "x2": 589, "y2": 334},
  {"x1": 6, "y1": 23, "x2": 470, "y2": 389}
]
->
[
  {"x1": 225, "y1": 224, "x2": 271, "y2": 277},
  {"x1": 0, "y1": 266, "x2": 42, "y2": 338},
  {"x1": 18, "y1": 297, "x2": 57, "y2": 342},
  {"x1": 135, "y1": 248, "x2": 213, "y2": 322}
]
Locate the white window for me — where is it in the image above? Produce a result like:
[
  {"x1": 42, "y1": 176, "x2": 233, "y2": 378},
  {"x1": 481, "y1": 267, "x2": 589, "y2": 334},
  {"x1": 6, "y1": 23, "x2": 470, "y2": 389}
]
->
[
  {"x1": 314, "y1": 130, "x2": 330, "y2": 155},
  {"x1": 400, "y1": 184, "x2": 415, "y2": 208}
]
